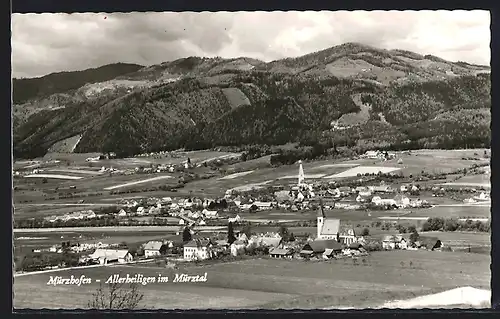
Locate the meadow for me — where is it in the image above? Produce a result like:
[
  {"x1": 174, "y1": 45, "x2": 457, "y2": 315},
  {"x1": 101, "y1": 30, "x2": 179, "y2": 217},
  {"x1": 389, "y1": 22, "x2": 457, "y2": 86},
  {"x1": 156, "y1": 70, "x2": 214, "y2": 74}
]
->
[{"x1": 13, "y1": 250, "x2": 490, "y2": 309}]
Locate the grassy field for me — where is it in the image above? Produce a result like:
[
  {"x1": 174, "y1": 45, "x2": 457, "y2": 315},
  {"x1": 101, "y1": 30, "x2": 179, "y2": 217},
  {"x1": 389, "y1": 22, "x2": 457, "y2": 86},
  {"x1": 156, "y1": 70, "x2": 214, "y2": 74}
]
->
[{"x1": 13, "y1": 249, "x2": 490, "y2": 309}]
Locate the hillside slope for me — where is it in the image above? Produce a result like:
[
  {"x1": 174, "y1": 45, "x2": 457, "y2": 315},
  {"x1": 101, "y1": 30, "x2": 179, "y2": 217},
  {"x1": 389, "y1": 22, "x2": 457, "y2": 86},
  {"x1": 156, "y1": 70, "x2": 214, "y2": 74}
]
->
[
  {"x1": 12, "y1": 43, "x2": 491, "y2": 159},
  {"x1": 13, "y1": 63, "x2": 144, "y2": 104}
]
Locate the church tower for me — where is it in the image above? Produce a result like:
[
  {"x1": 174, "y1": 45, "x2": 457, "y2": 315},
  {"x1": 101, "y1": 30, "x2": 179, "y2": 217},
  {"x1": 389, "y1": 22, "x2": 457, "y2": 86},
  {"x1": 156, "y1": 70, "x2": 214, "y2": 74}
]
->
[
  {"x1": 317, "y1": 197, "x2": 326, "y2": 238},
  {"x1": 298, "y1": 160, "x2": 305, "y2": 187}
]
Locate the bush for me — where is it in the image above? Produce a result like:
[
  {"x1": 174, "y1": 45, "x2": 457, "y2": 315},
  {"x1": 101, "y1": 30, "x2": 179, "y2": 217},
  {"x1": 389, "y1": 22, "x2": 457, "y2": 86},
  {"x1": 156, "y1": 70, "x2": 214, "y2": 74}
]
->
[{"x1": 361, "y1": 228, "x2": 370, "y2": 236}]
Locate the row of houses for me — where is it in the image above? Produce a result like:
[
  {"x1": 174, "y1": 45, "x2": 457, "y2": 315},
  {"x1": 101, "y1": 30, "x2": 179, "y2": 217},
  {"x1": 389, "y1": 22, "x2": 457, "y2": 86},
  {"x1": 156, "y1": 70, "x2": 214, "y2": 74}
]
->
[
  {"x1": 44, "y1": 210, "x2": 97, "y2": 222},
  {"x1": 382, "y1": 235, "x2": 442, "y2": 251}
]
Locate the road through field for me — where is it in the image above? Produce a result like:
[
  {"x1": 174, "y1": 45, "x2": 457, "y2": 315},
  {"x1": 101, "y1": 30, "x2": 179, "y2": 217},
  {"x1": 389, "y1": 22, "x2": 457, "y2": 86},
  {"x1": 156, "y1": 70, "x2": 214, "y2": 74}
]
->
[
  {"x1": 13, "y1": 225, "x2": 226, "y2": 233},
  {"x1": 104, "y1": 175, "x2": 173, "y2": 190}
]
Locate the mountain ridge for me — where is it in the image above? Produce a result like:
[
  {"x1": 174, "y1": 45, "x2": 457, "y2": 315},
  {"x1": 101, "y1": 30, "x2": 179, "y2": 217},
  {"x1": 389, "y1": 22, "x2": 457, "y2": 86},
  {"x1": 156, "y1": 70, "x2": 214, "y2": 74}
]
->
[{"x1": 12, "y1": 42, "x2": 491, "y2": 160}]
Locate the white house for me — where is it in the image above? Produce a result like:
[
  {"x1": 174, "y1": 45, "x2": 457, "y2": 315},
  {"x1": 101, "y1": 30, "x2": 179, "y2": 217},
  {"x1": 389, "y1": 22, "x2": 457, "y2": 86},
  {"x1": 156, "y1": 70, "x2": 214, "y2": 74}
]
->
[
  {"x1": 371, "y1": 196, "x2": 397, "y2": 206},
  {"x1": 117, "y1": 209, "x2": 127, "y2": 217},
  {"x1": 382, "y1": 235, "x2": 396, "y2": 250},
  {"x1": 143, "y1": 241, "x2": 163, "y2": 258},
  {"x1": 136, "y1": 206, "x2": 145, "y2": 215},
  {"x1": 89, "y1": 249, "x2": 133, "y2": 265},
  {"x1": 183, "y1": 239, "x2": 212, "y2": 261},
  {"x1": 393, "y1": 194, "x2": 411, "y2": 208},
  {"x1": 394, "y1": 235, "x2": 408, "y2": 250},
  {"x1": 202, "y1": 209, "x2": 219, "y2": 219},
  {"x1": 228, "y1": 215, "x2": 241, "y2": 223}
]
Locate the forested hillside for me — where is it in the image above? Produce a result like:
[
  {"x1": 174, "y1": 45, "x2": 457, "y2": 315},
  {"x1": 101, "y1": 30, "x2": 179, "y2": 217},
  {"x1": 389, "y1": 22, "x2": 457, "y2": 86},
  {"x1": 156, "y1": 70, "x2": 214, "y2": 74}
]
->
[{"x1": 12, "y1": 43, "x2": 491, "y2": 159}]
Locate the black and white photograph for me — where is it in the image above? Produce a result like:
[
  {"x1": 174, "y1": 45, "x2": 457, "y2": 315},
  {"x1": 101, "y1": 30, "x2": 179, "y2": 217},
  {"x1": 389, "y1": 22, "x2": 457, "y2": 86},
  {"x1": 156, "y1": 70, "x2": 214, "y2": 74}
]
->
[{"x1": 11, "y1": 10, "x2": 491, "y2": 310}]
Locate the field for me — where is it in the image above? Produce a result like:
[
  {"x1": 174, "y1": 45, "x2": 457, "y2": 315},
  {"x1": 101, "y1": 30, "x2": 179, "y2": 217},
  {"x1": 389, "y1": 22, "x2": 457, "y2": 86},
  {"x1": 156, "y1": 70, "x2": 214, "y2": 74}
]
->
[
  {"x1": 324, "y1": 166, "x2": 401, "y2": 179},
  {"x1": 14, "y1": 149, "x2": 489, "y2": 217},
  {"x1": 13, "y1": 250, "x2": 490, "y2": 309}
]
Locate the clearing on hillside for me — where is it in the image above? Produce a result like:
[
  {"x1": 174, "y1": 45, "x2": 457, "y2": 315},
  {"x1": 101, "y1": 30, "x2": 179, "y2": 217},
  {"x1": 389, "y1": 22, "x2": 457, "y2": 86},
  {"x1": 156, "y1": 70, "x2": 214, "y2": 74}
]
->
[
  {"x1": 219, "y1": 170, "x2": 255, "y2": 180},
  {"x1": 324, "y1": 166, "x2": 401, "y2": 179}
]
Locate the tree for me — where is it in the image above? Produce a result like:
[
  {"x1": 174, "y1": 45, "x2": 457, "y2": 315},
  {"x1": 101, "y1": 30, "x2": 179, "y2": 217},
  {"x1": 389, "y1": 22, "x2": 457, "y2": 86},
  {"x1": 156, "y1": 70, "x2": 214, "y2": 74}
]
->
[
  {"x1": 242, "y1": 224, "x2": 252, "y2": 238},
  {"x1": 87, "y1": 281, "x2": 144, "y2": 310},
  {"x1": 159, "y1": 244, "x2": 168, "y2": 255},
  {"x1": 409, "y1": 230, "x2": 420, "y2": 244},
  {"x1": 288, "y1": 233, "x2": 296, "y2": 242},
  {"x1": 361, "y1": 228, "x2": 370, "y2": 236},
  {"x1": 182, "y1": 227, "x2": 192, "y2": 242},
  {"x1": 228, "y1": 222, "x2": 236, "y2": 244},
  {"x1": 279, "y1": 225, "x2": 289, "y2": 239}
]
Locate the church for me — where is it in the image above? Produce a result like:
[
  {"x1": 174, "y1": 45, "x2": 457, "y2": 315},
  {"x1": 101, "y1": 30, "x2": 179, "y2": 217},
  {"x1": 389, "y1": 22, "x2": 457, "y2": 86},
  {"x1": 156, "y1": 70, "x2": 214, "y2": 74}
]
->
[{"x1": 316, "y1": 199, "x2": 358, "y2": 245}]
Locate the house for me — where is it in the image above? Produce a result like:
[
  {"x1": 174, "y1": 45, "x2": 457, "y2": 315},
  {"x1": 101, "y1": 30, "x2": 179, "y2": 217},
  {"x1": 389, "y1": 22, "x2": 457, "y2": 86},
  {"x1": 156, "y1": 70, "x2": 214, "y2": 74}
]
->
[
  {"x1": 269, "y1": 247, "x2": 294, "y2": 259},
  {"x1": 364, "y1": 150, "x2": 381, "y2": 159},
  {"x1": 230, "y1": 240, "x2": 247, "y2": 257},
  {"x1": 136, "y1": 206, "x2": 145, "y2": 215},
  {"x1": 317, "y1": 205, "x2": 340, "y2": 240},
  {"x1": 400, "y1": 184, "x2": 409, "y2": 192},
  {"x1": 393, "y1": 194, "x2": 411, "y2": 208},
  {"x1": 89, "y1": 249, "x2": 133, "y2": 265},
  {"x1": 473, "y1": 192, "x2": 490, "y2": 201},
  {"x1": 370, "y1": 185, "x2": 395, "y2": 193},
  {"x1": 382, "y1": 235, "x2": 396, "y2": 250},
  {"x1": 371, "y1": 196, "x2": 397, "y2": 207},
  {"x1": 117, "y1": 209, "x2": 127, "y2": 217},
  {"x1": 394, "y1": 235, "x2": 408, "y2": 250},
  {"x1": 202, "y1": 209, "x2": 219, "y2": 219},
  {"x1": 338, "y1": 225, "x2": 358, "y2": 245},
  {"x1": 419, "y1": 237, "x2": 443, "y2": 251},
  {"x1": 300, "y1": 239, "x2": 342, "y2": 258},
  {"x1": 143, "y1": 241, "x2": 164, "y2": 258},
  {"x1": 228, "y1": 215, "x2": 241, "y2": 223},
  {"x1": 183, "y1": 239, "x2": 212, "y2": 261},
  {"x1": 253, "y1": 201, "x2": 274, "y2": 210},
  {"x1": 257, "y1": 236, "x2": 282, "y2": 248}
]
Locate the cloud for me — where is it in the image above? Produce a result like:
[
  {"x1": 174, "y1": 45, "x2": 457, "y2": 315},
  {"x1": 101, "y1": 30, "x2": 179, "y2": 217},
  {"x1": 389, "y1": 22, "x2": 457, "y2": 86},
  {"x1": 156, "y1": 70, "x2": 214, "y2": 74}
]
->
[{"x1": 11, "y1": 10, "x2": 490, "y2": 78}]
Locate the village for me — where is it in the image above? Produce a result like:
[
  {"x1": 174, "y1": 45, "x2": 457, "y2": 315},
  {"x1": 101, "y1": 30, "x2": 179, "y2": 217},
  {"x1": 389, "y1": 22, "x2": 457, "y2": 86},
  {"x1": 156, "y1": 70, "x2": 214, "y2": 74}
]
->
[{"x1": 16, "y1": 157, "x2": 485, "y2": 273}]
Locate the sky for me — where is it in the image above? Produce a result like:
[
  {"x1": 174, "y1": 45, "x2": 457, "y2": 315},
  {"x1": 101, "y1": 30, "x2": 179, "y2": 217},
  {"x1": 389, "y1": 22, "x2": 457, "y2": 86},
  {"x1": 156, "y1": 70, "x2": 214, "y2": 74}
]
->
[{"x1": 11, "y1": 10, "x2": 490, "y2": 79}]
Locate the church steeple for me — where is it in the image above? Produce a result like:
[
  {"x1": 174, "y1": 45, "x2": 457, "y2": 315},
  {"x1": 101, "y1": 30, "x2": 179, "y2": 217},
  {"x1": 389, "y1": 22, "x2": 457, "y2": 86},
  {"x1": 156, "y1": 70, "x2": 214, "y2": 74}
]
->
[{"x1": 298, "y1": 160, "x2": 305, "y2": 187}]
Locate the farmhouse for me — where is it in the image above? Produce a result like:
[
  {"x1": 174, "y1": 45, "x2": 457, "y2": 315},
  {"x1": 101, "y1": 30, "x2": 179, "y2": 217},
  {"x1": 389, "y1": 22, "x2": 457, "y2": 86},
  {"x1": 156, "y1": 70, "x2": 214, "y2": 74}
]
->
[
  {"x1": 371, "y1": 196, "x2": 397, "y2": 206},
  {"x1": 183, "y1": 239, "x2": 213, "y2": 261},
  {"x1": 257, "y1": 236, "x2": 283, "y2": 248},
  {"x1": 393, "y1": 235, "x2": 408, "y2": 250},
  {"x1": 230, "y1": 240, "x2": 247, "y2": 257},
  {"x1": 228, "y1": 215, "x2": 241, "y2": 223},
  {"x1": 419, "y1": 237, "x2": 443, "y2": 251},
  {"x1": 269, "y1": 247, "x2": 294, "y2": 259},
  {"x1": 202, "y1": 209, "x2": 219, "y2": 219},
  {"x1": 143, "y1": 241, "x2": 163, "y2": 258},
  {"x1": 393, "y1": 194, "x2": 411, "y2": 208},
  {"x1": 382, "y1": 235, "x2": 396, "y2": 250},
  {"x1": 89, "y1": 249, "x2": 133, "y2": 265},
  {"x1": 117, "y1": 209, "x2": 127, "y2": 217},
  {"x1": 252, "y1": 201, "x2": 274, "y2": 210},
  {"x1": 300, "y1": 240, "x2": 342, "y2": 258},
  {"x1": 369, "y1": 185, "x2": 395, "y2": 193},
  {"x1": 338, "y1": 225, "x2": 358, "y2": 245}
]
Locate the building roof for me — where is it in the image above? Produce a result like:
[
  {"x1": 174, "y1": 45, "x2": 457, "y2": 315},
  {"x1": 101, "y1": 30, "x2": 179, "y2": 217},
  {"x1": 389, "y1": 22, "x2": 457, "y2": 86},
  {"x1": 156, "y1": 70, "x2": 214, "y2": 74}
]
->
[
  {"x1": 259, "y1": 237, "x2": 282, "y2": 248},
  {"x1": 143, "y1": 241, "x2": 163, "y2": 251},
  {"x1": 349, "y1": 242, "x2": 363, "y2": 249},
  {"x1": 184, "y1": 239, "x2": 210, "y2": 248},
  {"x1": 269, "y1": 247, "x2": 293, "y2": 255},
  {"x1": 419, "y1": 236, "x2": 442, "y2": 249},
  {"x1": 303, "y1": 239, "x2": 342, "y2": 253},
  {"x1": 321, "y1": 218, "x2": 340, "y2": 236},
  {"x1": 90, "y1": 249, "x2": 130, "y2": 260}
]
